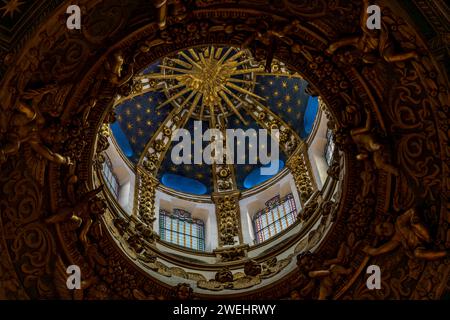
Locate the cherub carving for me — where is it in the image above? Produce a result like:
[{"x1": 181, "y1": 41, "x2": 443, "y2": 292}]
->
[
  {"x1": 244, "y1": 259, "x2": 262, "y2": 276},
  {"x1": 90, "y1": 50, "x2": 135, "y2": 100},
  {"x1": 173, "y1": 283, "x2": 193, "y2": 300},
  {"x1": 363, "y1": 208, "x2": 448, "y2": 260},
  {"x1": 242, "y1": 20, "x2": 315, "y2": 72},
  {"x1": 340, "y1": 92, "x2": 362, "y2": 128},
  {"x1": 326, "y1": 0, "x2": 418, "y2": 64},
  {"x1": 297, "y1": 252, "x2": 352, "y2": 300},
  {"x1": 104, "y1": 50, "x2": 135, "y2": 87},
  {"x1": 75, "y1": 96, "x2": 97, "y2": 126},
  {"x1": 0, "y1": 97, "x2": 72, "y2": 166},
  {"x1": 215, "y1": 267, "x2": 233, "y2": 283},
  {"x1": 113, "y1": 216, "x2": 129, "y2": 236},
  {"x1": 45, "y1": 186, "x2": 106, "y2": 250},
  {"x1": 261, "y1": 257, "x2": 278, "y2": 275},
  {"x1": 350, "y1": 109, "x2": 398, "y2": 176}
]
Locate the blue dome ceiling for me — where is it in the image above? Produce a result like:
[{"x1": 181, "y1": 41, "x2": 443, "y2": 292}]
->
[{"x1": 111, "y1": 47, "x2": 318, "y2": 195}]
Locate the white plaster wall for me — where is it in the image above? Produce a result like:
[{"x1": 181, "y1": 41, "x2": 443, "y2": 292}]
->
[
  {"x1": 307, "y1": 111, "x2": 329, "y2": 189},
  {"x1": 105, "y1": 137, "x2": 135, "y2": 215}
]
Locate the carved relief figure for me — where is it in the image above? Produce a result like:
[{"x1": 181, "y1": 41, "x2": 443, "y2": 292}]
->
[
  {"x1": 327, "y1": 0, "x2": 418, "y2": 64},
  {"x1": 105, "y1": 50, "x2": 135, "y2": 87},
  {"x1": 173, "y1": 283, "x2": 194, "y2": 300},
  {"x1": 76, "y1": 97, "x2": 97, "y2": 126},
  {"x1": 215, "y1": 267, "x2": 234, "y2": 283},
  {"x1": 242, "y1": 20, "x2": 314, "y2": 71},
  {"x1": 363, "y1": 208, "x2": 448, "y2": 260},
  {"x1": 45, "y1": 186, "x2": 106, "y2": 250},
  {"x1": 297, "y1": 252, "x2": 352, "y2": 300},
  {"x1": 350, "y1": 109, "x2": 398, "y2": 176},
  {"x1": 0, "y1": 100, "x2": 72, "y2": 166},
  {"x1": 244, "y1": 259, "x2": 262, "y2": 277}
]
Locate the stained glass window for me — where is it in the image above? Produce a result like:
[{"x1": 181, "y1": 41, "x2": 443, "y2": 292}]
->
[
  {"x1": 252, "y1": 194, "x2": 297, "y2": 244},
  {"x1": 324, "y1": 129, "x2": 335, "y2": 166},
  {"x1": 102, "y1": 156, "x2": 119, "y2": 197},
  {"x1": 159, "y1": 209, "x2": 205, "y2": 251}
]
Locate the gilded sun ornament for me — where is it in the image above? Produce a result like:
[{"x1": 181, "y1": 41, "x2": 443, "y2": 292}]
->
[{"x1": 137, "y1": 46, "x2": 267, "y2": 125}]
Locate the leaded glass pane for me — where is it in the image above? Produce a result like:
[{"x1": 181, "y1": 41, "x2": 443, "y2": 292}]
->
[
  {"x1": 102, "y1": 156, "x2": 120, "y2": 197},
  {"x1": 252, "y1": 194, "x2": 298, "y2": 244},
  {"x1": 159, "y1": 209, "x2": 205, "y2": 251}
]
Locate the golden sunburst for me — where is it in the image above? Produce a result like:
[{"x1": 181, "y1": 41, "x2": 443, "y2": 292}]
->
[
  {"x1": 0, "y1": 0, "x2": 25, "y2": 18},
  {"x1": 142, "y1": 46, "x2": 266, "y2": 125}
]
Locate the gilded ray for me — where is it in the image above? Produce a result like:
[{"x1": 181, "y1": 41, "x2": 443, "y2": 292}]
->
[
  {"x1": 217, "y1": 100, "x2": 228, "y2": 118},
  {"x1": 218, "y1": 47, "x2": 234, "y2": 64},
  {"x1": 220, "y1": 85, "x2": 249, "y2": 107},
  {"x1": 199, "y1": 51, "x2": 207, "y2": 65},
  {"x1": 214, "y1": 47, "x2": 223, "y2": 60},
  {"x1": 199, "y1": 103, "x2": 205, "y2": 119},
  {"x1": 165, "y1": 82, "x2": 186, "y2": 91},
  {"x1": 227, "y1": 78, "x2": 257, "y2": 85},
  {"x1": 179, "y1": 90, "x2": 197, "y2": 109},
  {"x1": 188, "y1": 49, "x2": 200, "y2": 61},
  {"x1": 168, "y1": 58, "x2": 193, "y2": 69},
  {"x1": 231, "y1": 67, "x2": 265, "y2": 76},
  {"x1": 139, "y1": 74, "x2": 182, "y2": 80},
  {"x1": 180, "y1": 51, "x2": 202, "y2": 69},
  {"x1": 185, "y1": 92, "x2": 203, "y2": 120},
  {"x1": 209, "y1": 103, "x2": 217, "y2": 127},
  {"x1": 223, "y1": 58, "x2": 252, "y2": 68},
  {"x1": 159, "y1": 65, "x2": 194, "y2": 74},
  {"x1": 157, "y1": 87, "x2": 191, "y2": 109},
  {"x1": 219, "y1": 91, "x2": 248, "y2": 125},
  {"x1": 226, "y1": 82, "x2": 265, "y2": 101},
  {"x1": 227, "y1": 50, "x2": 246, "y2": 62},
  {"x1": 115, "y1": 86, "x2": 161, "y2": 104}
]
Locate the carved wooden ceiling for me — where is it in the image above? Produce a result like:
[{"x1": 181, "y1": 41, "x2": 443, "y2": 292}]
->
[{"x1": 0, "y1": 0, "x2": 448, "y2": 300}]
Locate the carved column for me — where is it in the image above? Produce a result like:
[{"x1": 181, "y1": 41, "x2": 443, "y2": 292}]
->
[
  {"x1": 286, "y1": 145, "x2": 315, "y2": 204},
  {"x1": 212, "y1": 191, "x2": 242, "y2": 247},
  {"x1": 211, "y1": 118, "x2": 242, "y2": 247},
  {"x1": 96, "y1": 124, "x2": 111, "y2": 156},
  {"x1": 135, "y1": 168, "x2": 159, "y2": 226}
]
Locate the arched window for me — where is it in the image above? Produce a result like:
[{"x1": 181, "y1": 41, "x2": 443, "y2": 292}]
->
[
  {"x1": 324, "y1": 129, "x2": 335, "y2": 166},
  {"x1": 102, "y1": 156, "x2": 120, "y2": 197},
  {"x1": 252, "y1": 194, "x2": 297, "y2": 244},
  {"x1": 159, "y1": 209, "x2": 205, "y2": 251}
]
